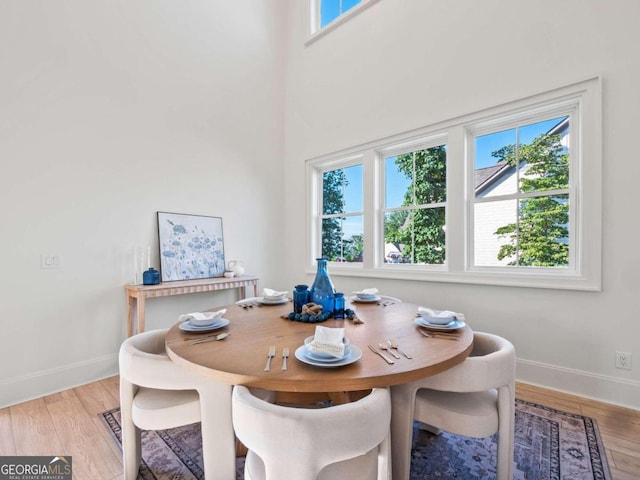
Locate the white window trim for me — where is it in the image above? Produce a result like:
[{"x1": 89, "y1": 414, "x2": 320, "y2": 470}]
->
[
  {"x1": 305, "y1": 0, "x2": 381, "y2": 45},
  {"x1": 305, "y1": 77, "x2": 602, "y2": 291}
]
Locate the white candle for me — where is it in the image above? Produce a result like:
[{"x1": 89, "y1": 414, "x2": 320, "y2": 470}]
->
[
  {"x1": 133, "y1": 247, "x2": 138, "y2": 283},
  {"x1": 147, "y1": 246, "x2": 151, "y2": 268}
]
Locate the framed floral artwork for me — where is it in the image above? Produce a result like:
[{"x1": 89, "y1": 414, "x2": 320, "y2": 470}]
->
[{"x1": 157, "y1": 212, "x2": 226, "y2": 281}]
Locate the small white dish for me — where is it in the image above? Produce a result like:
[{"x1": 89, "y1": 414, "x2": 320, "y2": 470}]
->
[
  {"x1": 304, "y1": 345, "x2": 352, "y2": 363},
  {"x1": 179, "y1": 318, "x2": 229, "y2": 332}
]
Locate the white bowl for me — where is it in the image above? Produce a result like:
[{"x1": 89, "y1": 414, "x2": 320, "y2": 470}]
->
[
  {"x1": 304, "y1": 336, "x2": 350, "y2": 347},
  {"x1": 224, "y1": 271, "x2": 235, "y2": 278},
  {"x1": 355, "y1": 293, "x2": 377, "y2": 300},
  {"x1": 420, "y1": 315, "x2": 455, "y2": 325}
]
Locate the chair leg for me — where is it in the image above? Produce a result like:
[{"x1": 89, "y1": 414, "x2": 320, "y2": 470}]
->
[
  {"x1": 377, "y1": 430, "x2": 392, "y2": 480},
  {"x1": 199, "y1": 384, "x2": 236, "y2": 480},
  {"x1": 120, "y1": 381, "x2": 141, "y2": 480},
  {"x1": 390, "y1": 384, "x2": 419, "y2": 480},
  {"x1": 496, "y1": 384, "x2": 515, "y2": 480}
]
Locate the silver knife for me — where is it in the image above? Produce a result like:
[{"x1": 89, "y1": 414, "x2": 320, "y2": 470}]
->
[{"x1": 367, "y1": 344, "x2": 394, "y2": 364}]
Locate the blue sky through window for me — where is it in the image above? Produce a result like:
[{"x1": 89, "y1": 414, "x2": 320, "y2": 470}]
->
[
  {"x1": 475, "y1": 117, "x2": 566, "y2": 169},
  {"x1": 320, "y1": 0, "x2": 362, "y2": 27}
]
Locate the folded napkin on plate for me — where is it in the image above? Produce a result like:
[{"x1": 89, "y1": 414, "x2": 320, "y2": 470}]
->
[
  {"x1": 307, "y1": 326, "x2": 345, "y2": 358},
  {"x1": 352, "y1": 288, "x2": 379, "y2": 296},
  {"x1": 262, "y1": 288, "x2": 288, "y2": 299},
  {"x1": 417, "y1": 306, "x2": 465, "y2": 321},
  {"x1": 178, "y1": 309, "x2": 226, "y2": 324}
]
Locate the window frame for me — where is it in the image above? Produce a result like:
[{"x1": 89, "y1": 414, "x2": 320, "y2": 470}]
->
[
  {"x1": 310, "y1": 154, "x2": 366, "y2": 270},
  {"x1": 466, "y1": 104, "x2": 578, "y2": 274},
  {"x1": 305, "y1": 0, "x2": 381, "y2": 45},
  {"x1": 305, "y1": 77, "x2": 601, "y2": 291},
  {"x1": 377, "y1": 135, "x2": 449, "y2": 270}
]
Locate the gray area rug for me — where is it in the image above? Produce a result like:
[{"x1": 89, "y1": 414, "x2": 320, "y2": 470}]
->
[{"x1": 100, "y1": 399, "x2": 611, "y2": 479}]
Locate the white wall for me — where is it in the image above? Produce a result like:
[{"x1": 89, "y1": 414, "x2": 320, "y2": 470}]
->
[
  {"x1": 0, "y1": 0, "x2": 287, "y2": 407},
  {"x1": 283, "y1": 0, "x2": 640, "y2": 408}
]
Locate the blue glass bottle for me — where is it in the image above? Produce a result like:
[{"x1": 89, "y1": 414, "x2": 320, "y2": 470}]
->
[
  {"x1": 309, "y1": 258, "x2": 335, "y2": 315},
  {"x1": 293, "y1": 284, "x2": 310, "y2": 314},
  {"x1": 143, "y1": 267, "x2": 160, "y2": 285},
  {"x1": 333, "y1": 292, "x2": 345, "y2": 319}
]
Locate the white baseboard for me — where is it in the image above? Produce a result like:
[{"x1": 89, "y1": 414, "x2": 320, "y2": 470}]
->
[
  {"x1": 0, "y1": 354, "x2": 119, "y2": 409},
  {"x1": 517, "y1": 358, "x2": 640, "y2": 410},
  {"x1": 2, "y1": 354, "x2": 638, "y2": 411}
]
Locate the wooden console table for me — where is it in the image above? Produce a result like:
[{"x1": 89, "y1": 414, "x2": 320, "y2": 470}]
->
[{"x1": 125, "y1": 275, "x2": 259, "y2": 337}]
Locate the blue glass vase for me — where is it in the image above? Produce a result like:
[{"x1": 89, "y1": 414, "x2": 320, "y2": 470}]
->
[
  {"x1": 310, "y1": 258, "x2": 335, "y2": 315},
  {"x1": 293, "y1": 284, "x2": 310, "y2": 314},
  {"x1": 143, "y1": 267, "x2": 160, "y2": 285}
]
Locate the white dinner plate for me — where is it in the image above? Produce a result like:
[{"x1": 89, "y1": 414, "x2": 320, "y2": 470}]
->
[
  {"x1": 295, "y1": 344, "x2": 362, "y2": 368},
  {"x1": 414, "y1": 317, "x2": 465, "y2": 331},
  {"x1": 350, "y1": 295, "x2": 382, "y2": 303},
  {"x1": 179, "y1": 318, "x2": 230, "y2": 332}
]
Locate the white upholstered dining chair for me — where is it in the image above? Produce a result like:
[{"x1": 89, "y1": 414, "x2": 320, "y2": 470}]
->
[
  {"x1": 390, "y1": 331, "x2": 516, "y2": 480},
  {"x1": 119, "y1": 328, "x2": 274, "y2": 480},
  {"x1": 232, "y1": 385, "x2": 392, "y2": 480}
]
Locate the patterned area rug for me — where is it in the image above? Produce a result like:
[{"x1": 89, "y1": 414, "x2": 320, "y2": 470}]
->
[{"x1": 100, "y1": 399, "x2": 611, "y2": 479}]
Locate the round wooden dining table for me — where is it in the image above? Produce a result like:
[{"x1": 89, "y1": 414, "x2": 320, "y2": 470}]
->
[{"x1": 166, "y1": 297, "x2": 473, "y2": 395}]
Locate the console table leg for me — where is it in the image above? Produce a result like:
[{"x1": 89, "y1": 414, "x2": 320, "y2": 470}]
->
[
  {"x1": 137, "y1": 296, "x2": 146, "y2": 335},
  {"x1": 127, "y1": 294, "x2": 136, "y2": 338}
]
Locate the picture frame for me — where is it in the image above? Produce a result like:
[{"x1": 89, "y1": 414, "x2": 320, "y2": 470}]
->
[{"x1": 157, "y1": 212, "x2": 226, "y2": 282}]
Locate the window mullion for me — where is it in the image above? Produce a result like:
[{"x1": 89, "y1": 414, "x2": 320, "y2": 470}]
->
[{"x1": 363, "y1": 149, "x2": 376, "y2": 269}]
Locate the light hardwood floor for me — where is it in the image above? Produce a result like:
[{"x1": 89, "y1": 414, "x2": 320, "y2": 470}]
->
[{"x1": 0, "y1": 377, "x2": 638, "y2": 479}]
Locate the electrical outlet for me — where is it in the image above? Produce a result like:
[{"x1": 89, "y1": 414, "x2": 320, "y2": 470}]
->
[
  {"x1": 615, "y1": 351, "x2": 631, "y2": 370},
  {"x1": 41, "y1": 254, "x2": 62, "y2": 269}
]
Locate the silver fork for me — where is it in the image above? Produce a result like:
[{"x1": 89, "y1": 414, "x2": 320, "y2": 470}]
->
[
  {"x1": 264, "y1": 345, "x2": 276, "y2": 371},
  {"x1": 281, "y1": 348, "x2": 289, "y2": 370},
  {"x1": 379, "y1": 341, "x2": 400, "y2": 359},
  {"x1": 388, "y1": 339, "x2": 412, "y2": 359}
]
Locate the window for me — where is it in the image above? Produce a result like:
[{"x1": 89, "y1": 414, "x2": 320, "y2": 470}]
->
[
  {"x1": 307, "y1": 0, "x2": 380, "y2": 42},
  {"x1": 320, "y1": 163, "x2": 364, "y2": 262},
  {"x1": 320, "y1": 0, "x2": 362, "y2": 28},
  {"x1": 307, "y1": 78, "x2": 601, "y2": 290},
  {"x1": 382, "y1": 142, "x2": 447, "y2": 265},
  {"x1": 471, "y1": 116, "x2": 571, "y2": 269}
]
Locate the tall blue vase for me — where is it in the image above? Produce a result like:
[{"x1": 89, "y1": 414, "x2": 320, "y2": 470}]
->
[{"x1": 310, "y1": 258, "x2": 335, "y2": 315}]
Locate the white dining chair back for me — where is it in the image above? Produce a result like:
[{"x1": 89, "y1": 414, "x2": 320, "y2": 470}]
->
[
  {"x1": 232, "y1": 386, "x2": 392, "y2": 480},
  {"x1": 119, "y1": 328, "x2": 236, "y2": 480},
  {"x1": 390, "y1": 331, "x2": 515, "y2": 480}
]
